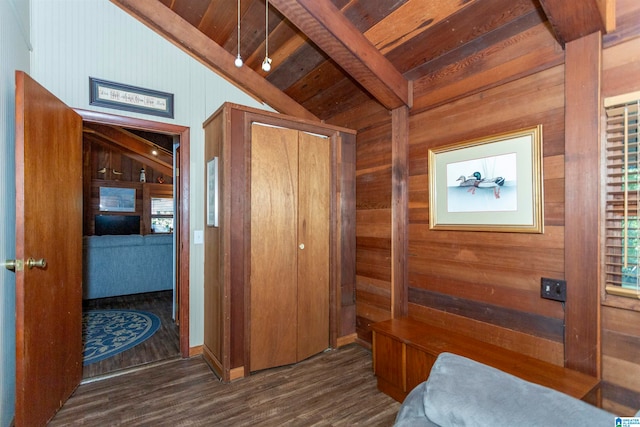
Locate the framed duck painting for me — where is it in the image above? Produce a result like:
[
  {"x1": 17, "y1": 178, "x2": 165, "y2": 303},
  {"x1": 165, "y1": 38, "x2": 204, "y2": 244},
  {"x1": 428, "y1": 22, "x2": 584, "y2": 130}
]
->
[{"x1": 428, "y1": 125, "x2": 544, "y2": 233}]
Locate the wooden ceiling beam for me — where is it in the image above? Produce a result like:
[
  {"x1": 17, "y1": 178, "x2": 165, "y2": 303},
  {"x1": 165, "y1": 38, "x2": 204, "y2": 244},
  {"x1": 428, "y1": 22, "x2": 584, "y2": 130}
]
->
[
  {"x1": 84, "y1": 123, "x2": 173, "y2": 176},
  {"x1": 538, "y1": 0, "x2": 610, "y2": 46},
  {"x1": 270, "y1": 0, "x2": 411, "y2": 110},
  {"x1": 109, "y1": 0, "x2": 318, "y2": 121},
  {"x1": 85, "y1": 132, "x2": 173, "y2": 177}
]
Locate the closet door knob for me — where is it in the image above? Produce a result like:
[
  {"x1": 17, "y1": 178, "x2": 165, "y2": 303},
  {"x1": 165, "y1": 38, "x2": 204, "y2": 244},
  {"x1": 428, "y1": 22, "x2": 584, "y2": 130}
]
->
[{"x1": 299, "y1": 243, "x2": 305, "y2": 250}]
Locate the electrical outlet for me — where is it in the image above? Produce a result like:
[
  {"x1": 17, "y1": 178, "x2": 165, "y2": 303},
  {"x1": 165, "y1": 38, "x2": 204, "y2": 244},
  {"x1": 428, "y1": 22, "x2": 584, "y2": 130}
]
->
[{"x1": 541, "y1": 278, "x2": 567, "y2": 302}]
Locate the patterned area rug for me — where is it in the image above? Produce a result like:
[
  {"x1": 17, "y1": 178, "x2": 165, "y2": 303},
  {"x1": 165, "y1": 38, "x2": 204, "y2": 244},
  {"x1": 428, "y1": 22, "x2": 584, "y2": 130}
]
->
[{"x1": 83, "y1": 309, "x2": 161, "y2": 366}]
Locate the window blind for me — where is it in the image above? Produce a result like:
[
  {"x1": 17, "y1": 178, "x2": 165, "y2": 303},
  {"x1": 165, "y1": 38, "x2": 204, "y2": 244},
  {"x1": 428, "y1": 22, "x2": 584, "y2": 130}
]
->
[
  {"x1": 604, "y1": 92, "x2": 640, "y2": 299},
  {"x1": 151, "y1": 197, "x2": 173, "y2": 215}
]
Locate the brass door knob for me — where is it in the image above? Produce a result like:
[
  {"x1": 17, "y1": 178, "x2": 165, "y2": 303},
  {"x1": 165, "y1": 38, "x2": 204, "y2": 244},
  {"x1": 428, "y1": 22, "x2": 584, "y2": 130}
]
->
[
  {"x1": 3, "y1": 258, "x2": 47, "y2": 272},
  {"x1": 299, "y1": 243, "x2": 305, "y2": 250},
  {"x1": 26, "y1": 258, "x2": 47, "y2": 269}
]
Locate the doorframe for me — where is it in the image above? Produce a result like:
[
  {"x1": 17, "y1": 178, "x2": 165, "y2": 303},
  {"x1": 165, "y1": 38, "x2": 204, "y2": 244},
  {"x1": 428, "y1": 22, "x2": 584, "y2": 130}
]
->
[{"x1": 75, "y1": 108, "x2": 190, "y2": 357}]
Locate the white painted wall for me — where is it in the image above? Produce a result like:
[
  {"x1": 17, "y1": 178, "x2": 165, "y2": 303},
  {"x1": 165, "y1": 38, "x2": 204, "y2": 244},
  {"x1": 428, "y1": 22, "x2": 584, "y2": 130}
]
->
[
  {"x1": 29, "y1": 0, "x2": 273, "y2": 351},
  {"x1": 1, "y1": 1, "x2": 274, "y2": 420},
  {"x1": 0, "y1": 0, "x2": 30, "y2": 423}
]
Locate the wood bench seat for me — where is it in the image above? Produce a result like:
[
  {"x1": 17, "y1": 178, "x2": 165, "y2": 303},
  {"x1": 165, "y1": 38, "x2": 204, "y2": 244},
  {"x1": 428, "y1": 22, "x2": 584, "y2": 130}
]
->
[{"x1": 371, "y1": 317, "x2": 600, "y2": 404}]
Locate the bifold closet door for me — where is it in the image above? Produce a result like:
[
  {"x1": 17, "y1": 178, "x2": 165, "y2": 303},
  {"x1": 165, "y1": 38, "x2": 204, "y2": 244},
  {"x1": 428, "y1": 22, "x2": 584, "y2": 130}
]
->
[
  {"x1": 249, "y1": 124, "x2": 330, "y2": 372},
  {"x1": 250, "y1": 124, "x2": 299, "y2": 371},
  {"x1": 296, "y1": 131, "x2": 329, "y2": 362}
]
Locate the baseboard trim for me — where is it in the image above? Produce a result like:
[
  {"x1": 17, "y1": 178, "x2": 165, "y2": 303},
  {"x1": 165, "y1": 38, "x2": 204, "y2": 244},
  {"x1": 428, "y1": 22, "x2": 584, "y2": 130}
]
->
[
  {"x1": 189, "y1": 345, "x2": 203, "y2": 357},
  {"x1": 80, "y1": 356, "x2": 181, "y2": 385},
  {"x1": 337, "y1": 333, "x2": 357, "y2": 347},
  {"x1": 229, "y1": 366, "x2": 245, "y2": 381},
  {"x1": 202, "y1": 346, "x2": 223, "y2": 379}
]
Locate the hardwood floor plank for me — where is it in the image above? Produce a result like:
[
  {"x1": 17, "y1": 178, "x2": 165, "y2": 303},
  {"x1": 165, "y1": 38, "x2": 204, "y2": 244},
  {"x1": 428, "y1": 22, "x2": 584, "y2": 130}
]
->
[
  {"x1": 82, "y1": 291, "x2": 180, "y2": 379},
  {"x1": 51, "y1": 344, "x2": 400, "y2": 426}
]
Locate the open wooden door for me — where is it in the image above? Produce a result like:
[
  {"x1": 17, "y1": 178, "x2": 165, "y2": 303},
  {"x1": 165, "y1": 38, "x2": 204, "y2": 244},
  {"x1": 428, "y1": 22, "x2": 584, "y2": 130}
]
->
[{"x1": 14, "y1": 71, "x2": 83, "y2": 426}]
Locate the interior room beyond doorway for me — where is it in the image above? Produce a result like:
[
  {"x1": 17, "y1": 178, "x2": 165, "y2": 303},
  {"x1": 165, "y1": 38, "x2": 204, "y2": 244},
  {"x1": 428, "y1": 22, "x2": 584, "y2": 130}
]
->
[{"x1": 77, "y1": 109, "x2": 191, "y2": 378}]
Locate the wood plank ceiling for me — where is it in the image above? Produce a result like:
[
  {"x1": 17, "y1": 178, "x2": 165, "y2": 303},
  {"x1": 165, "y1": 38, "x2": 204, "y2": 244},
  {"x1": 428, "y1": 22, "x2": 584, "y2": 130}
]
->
[
  {"x1": 83, "y1": 123, "x2": 174, "y2": 176},
  {"x1": 110, "y1": 0, "x2": 609, "y2": 122}
]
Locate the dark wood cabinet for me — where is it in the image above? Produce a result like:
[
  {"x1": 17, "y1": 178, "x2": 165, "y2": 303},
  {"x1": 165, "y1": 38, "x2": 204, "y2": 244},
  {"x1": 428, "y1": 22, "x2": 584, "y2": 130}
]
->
[
  {"x1": 405, "y1": 345, "x2": 437, "y2": 394},
  {"x1": 372, "y1": 332, "x2": 406, "y2": 402}
]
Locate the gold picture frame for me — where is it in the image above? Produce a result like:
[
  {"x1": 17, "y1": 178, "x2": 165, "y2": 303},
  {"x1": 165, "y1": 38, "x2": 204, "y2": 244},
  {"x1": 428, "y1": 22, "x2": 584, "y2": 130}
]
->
[{"x1": 428, "y1": 125, "x2": 543, "y2": 233}]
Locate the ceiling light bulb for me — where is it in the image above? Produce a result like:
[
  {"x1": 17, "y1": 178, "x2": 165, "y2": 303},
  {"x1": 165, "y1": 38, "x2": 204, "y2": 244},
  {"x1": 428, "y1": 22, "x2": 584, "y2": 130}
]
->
[
  {"x1": 152, "y1": 149, "x2": 158, "y2": 156},
  {"x1": 236, "y1": 0, "x2": 243, "y2": 69},
  {"x1": 261, "y1": 56, "x2": 272, "y2": 72}
]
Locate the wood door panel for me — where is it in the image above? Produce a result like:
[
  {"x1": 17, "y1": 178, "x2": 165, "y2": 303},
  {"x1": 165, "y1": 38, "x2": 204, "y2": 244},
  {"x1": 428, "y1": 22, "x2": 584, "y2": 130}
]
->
[
  {"x1": 372, "y1": 332, "x2": 404, "y2": 391},
  {"x1": 15, "y1": 71, "x2": 83, "y2": 426},
  {"x1": 297, "y1": 131, "x2": 330, "y2": 361},
  {"x1": 406, "y1": 345, "x2": 436, "y2": 393},
  {"x1": 250, "y1": 124, "x2": 299, "y2": 371}
]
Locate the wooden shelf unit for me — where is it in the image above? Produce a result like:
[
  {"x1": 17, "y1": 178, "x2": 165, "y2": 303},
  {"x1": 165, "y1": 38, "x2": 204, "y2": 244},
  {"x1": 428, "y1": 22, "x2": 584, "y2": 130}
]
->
[
  {"x1": 85, "y1": 179, "x2": 173, "y2": 235},
  {"x1": 371, "y1": 317, "x2": 600, "y2": 404}
]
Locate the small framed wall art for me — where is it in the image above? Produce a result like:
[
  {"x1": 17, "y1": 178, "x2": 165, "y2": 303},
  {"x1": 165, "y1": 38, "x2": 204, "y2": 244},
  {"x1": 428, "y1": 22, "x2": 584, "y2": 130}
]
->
[
  {"x1": 207, "y1": 157, "x2": 219, "y2": 227},
  {"x1": 99, "y1": 187, "x2": 136, "y2": 212},
  {"x1": 89, "y1": 77, "x2": 174, "y2": 118},
  {"x1": 428, "y1": 125, "x2": 544, "y2": 233}
]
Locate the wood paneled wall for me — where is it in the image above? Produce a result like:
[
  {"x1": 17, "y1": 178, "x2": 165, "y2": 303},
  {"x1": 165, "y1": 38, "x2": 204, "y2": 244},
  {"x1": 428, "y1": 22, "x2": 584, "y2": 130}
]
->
[
  {"x1": 348, "y1": 17, "x2": 568, "y2": 363},
  {"x1": 331, "y1": 0, "x2": 640, "y2": 416},
  {"x1": 83, "y1": 140, "x2": 173, "y2": 235},
  {"x1": 406, "y1": 64, "x2": 566, "y2": 365},
  {"x1": 86, "y1": 140, "x2": 173, "y2": 185},
  {"x1": 354, "y1": 120, "x2": 393, "y2": 343}
]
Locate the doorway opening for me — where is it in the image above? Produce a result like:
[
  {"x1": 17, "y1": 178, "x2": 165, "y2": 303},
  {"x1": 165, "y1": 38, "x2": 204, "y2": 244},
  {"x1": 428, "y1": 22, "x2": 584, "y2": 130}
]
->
[{"x1": 76, "y1": 109, "x2": 190, "y2": 379}]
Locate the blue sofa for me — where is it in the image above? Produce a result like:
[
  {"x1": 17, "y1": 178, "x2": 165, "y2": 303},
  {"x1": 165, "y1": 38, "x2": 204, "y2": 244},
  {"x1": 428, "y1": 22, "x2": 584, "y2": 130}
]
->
[
  {"x1": 83, "y1": 234, "x2": 173, "y2": 299},
  {"x1": 395, "y1": 352, "x2": 620, "y2": 426}
]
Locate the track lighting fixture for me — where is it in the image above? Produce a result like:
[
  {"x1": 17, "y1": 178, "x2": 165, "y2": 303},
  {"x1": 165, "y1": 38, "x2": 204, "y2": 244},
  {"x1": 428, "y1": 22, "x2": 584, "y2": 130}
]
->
[
  {"x1": 262, "y1": 0, "x2": 272, "y2": 72},
  {"x1": 261, "y1": 57, "x2": 272, "y2": 72},
  {"x1": 235, "y1": 0, "x2": 243, "y2": 68}
]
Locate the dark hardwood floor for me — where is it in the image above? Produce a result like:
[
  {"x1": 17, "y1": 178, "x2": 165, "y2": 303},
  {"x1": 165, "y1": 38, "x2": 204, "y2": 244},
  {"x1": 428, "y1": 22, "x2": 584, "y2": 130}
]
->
[
  {"x1": 82, "y1": 290, "x2": 180, "y2": 379},
  {"x1": 50, "y1": 344, "x2": 401, "y2": 426}
]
